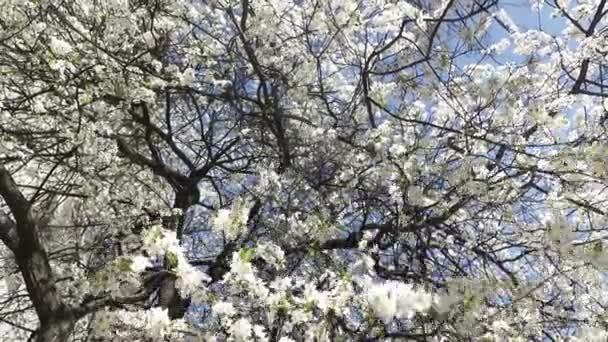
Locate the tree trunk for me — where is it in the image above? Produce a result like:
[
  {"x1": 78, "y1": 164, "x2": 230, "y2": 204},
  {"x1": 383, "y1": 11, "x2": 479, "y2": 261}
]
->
[
  {"x1": 158, "y1": 274, "x2": 188, "y2": 319},
  {"x1": 36, "y1": 320, "x2": 75, "y2": 342},
  {"x1": 158, "y1": 196, "x2": 191, "y2": 319},
  {"x1": 0, "y1": 167, "x2": 76, "y2": 342},
  {"x1": 17, "y1": 237, "x2": 76, "y2": 342}
]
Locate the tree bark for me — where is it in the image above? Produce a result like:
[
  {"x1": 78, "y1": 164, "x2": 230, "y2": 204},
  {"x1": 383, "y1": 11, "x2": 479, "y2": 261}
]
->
[
  {"x1": 35, "y1": 319, "x2": 75, "y2": 342},
  {"x1": 157, "y1": 192, "x2": 194, "y2": 319},
  {"x1": 158, "y1": 274, "x2": 188, "y2": 319},
  {"x1": 0, "y1": 166, "x2": 75, "y2": 342}
]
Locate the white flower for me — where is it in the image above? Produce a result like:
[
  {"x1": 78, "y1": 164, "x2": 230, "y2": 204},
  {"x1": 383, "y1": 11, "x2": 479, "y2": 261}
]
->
[
  {"x1": 144, "y1": 308, "x2": 172, "y2": 337},
  {"x1": 352, "y1": 254, "x2": 376, "y2": 275},
  {"x1": 228, "y1": 252, "x2": 256, "y2": 283},
  {"x1": 409, "y1": 290, "x2": 433, "y2": 313},
  {"x1": 151, "y1": 60, "x2": 163, "y2": 73},
  {"x1": 131, "y1": 255, "x2": 152, "y2": 273},
  {"x1": 175, "y1": 260, "x2": 210, "y2": 297},
  {"x1": 546, "y1": 212, "x2": 576, "y2": 247},
  {"x1": 432, "y1": 292, "x2": 460, "y2": 315},
  {"x1": 229, "y1": 318, "x2": 252, "y2": 341},
  {"x1": 256, "y1": 241, "x2": 286, "y2": 269},
  {"x1": 512, "y1": 30, "x2": 553, "y2": 55},
  {"x1": 270, "y1": 276, "x2": 292, "y2": 291},
  {"x1": 32, "y1": 99, "x2": 46, "y2": 114},
  {"x1": 143, "y1": 225, "x2": 180, "y2": 257},
  {"x1": 366, "y1": 282, "x2": 396, "y2": 323},
  {"x1": 253, "y1": 325, "x2": 268, "y2": 342},
  {"x1": 484, "y1": 38, "x2": 511, "y2": 54},
  {"x1": 33, "y1": 22, "x2": 47, "y2": 33},
  {"x1": 407, "y1": 185, "x2": 434, "y2": 206},
  {"x1": 212, "y1": 199, "x2": 252, "y2": 240},
  {"x1": 278, "y1": 337, "x2": 296, "y2": 342},
  {"x1": 142, "y1": 31, "x2": 156, "y2": 48},
  {"x1": 213, "y1": 301, "x2": 236, "y2": 317},
  {"x1": 389, "y1": 143, "x2": 408, "y2": 156},
  {"x1": 315, "y1": 291, "x2": 331, "y2": 314},
  {"x1": 366, "y1": 280, "x2": 433, "y2": 323},
  {"x1": 180, "y1": 68, "x2": 196, "y2": 86},
  {"x1": 49, "y1": 37, "x2": 73, "y2": 56},
  {"x1": 491, "y1": 319, "x2": 511, "y2": 333},
  {"x1": 402, "y1": 2, "x2": 420, "y2": 19},
  {"x1": 213, "y1": 209, "x2": 232, "y2": 232},
  {"x1": 300, "y1": 283, "x2": 331, "y2": 314},
  {"x1": 574, "y1": 326, "x2": 608, "y2": 342},
  {"x1": 133, "y1": 87, "x2": 157, "y2": 104},
  {"x1": 290, "y1": 308, "x2": 312, "y2": 324},
  {"x1": 250, "y1": 277, "x2": 270, "y2": 299}
]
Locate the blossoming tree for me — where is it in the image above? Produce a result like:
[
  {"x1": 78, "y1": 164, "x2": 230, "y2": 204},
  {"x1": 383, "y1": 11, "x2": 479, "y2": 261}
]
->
[{"x1": 1, "y1": 0, "x2": 608, "y2": 340}]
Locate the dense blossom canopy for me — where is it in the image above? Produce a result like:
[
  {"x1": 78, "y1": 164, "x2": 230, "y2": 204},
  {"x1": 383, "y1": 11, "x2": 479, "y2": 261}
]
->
[{"x1": 1, "y1": 0, "x2": 608, "y2": 341}]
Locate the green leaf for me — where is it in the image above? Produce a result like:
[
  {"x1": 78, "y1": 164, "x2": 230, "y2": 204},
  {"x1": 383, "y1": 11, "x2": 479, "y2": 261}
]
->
[
  {"x1": 116, "y1": 257, "x2": 133, "y2": 273},
  {"x1": 239, "y1": 247, "x2": 256, "y2": 262},
  {"x1": 88, "y1": 270, "x2": 110, "y2": 287},
  {"x1": 304, "y1": 300, "x2": 315, "y2": 312},
  {"x1": 594, "y1": 241, "x2": 603, "y2": 254},
  {"x1": 166, "y1": 252, "x2": 179, "y2": 269},
  {"x1": 341, "y1": 272, "x2": 352, "y2": 284},
  {"x1": 309, "y1": 241, "x2": 322, "y2": 256}
]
